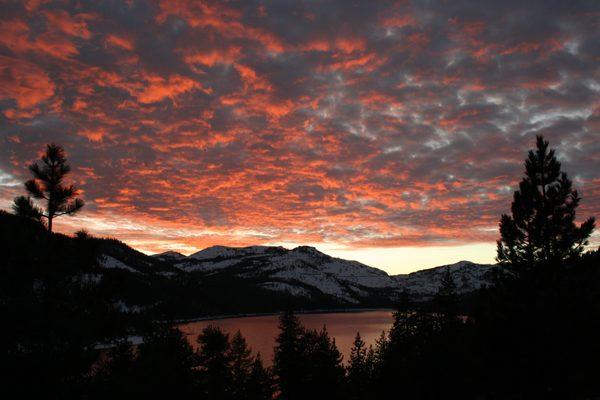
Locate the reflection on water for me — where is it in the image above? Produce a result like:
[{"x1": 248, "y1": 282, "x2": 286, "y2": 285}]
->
[{"x1": 179, "y1": 310, "x2": 394, "y2": 365}]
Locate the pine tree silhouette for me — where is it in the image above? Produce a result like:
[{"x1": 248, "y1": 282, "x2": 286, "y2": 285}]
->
[
  {"x1": 246, "y1": 353, "x2": 274, "y2": 400},
  {"x1": 229, "y1": 330, "x2": 253, "y2": 400},
  {"x1": 92, "y1": 339, "x2": 135, "y2": 398},
  {"x1": 22, "y1": 143, "x2": 84, "y2": 232},
  {"x1": 347, "y1": 332, "x2": 369, "y2": 400},
  {"x1": 197, "y1": 325, "x2": 233, "y2": 399},
  {"x1": 497, "y1": 136, "x2": 595, "y2": 269},
  {"x1": 304, "y1": 326, "x2": 345, "y2": 399},
  {"x1": 12, "y1": 195, "x2": 44, "y2": 224},
  {"x1": 435, "y1": 267, "x2": 458, "y2": 316},
  {"x1": 273, "y1": 309, "x2": 304, "y2": 400},
  {"x1": 133, "y1": 325, "x2": 198, "y2": 397}
]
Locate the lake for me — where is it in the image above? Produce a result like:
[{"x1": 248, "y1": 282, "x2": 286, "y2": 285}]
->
[{"x1": 178, "y1": 310, "x2": 394, "y2": 365}]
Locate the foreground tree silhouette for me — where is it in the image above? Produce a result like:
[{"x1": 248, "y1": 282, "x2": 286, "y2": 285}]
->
[
  {"x1": 92, "y1": 339, "x2": 135, "y2": 398},
  {"x1": 19, "y1": 143, "x2": 84, "y2": 232},
  {"x1": 12, "y1": 195, "x2": 43, "y2": 224},
  {"x1": 246, "y1": 353, "x2": 274, "y2": 400},
  {"x1": 229, "y1": 331, "x2": 253, "y2": 399},
  {"x1": 196, "y1": 326, "x2": 272, "y2": 400},
  {"x1": 197, "y1": 325, "x2": 233, "y2": 399},
  {"x1": 302, "y1": 326, "x2": 345, "y2": 399},
  {"x1": 228, "y1": 331, "x2": 273, "y2": 400},
  {"x1": 273, "y1": 309, "x2": 304, "y2": 400},
  {"x1": 497, "y1": 135, "x2": 594, "y2": 269},
  {"x1": 435, "y1": 267, "x2": 458, "y2": 316},
  {"x1": 347, "y1": 333, "x2": 372, "y2": 400},
  {"x1": 274, "y1": 310, "x2": 345, "y2": 400},
  {"x1": 133, "y1": 325, "x2": 198, "y2": 397}
]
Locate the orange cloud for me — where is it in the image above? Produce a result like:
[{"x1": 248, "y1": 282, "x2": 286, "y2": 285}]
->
[
  {"x1": 42, "y1": 10, "x2": 93, "y2": 39},
  {"x1": 0, "y1": 55, "x2": 55, "y2": 110},
  {"x1": 105, "y1": 34, "x2": 134, "y2": 51},
  {"x1": 78, "y1": 129, "x2": 106, "y2": 142},
  {"x1": 135, "y1": 74, "x2": 211, "y2": 104},
  {"x1": 184, "y1": 46, "x2": 241, "y2": 66}
]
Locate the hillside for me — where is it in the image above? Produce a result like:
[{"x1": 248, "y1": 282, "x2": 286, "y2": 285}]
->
[
  {"x1": 1, "y1": 211, "x2": 497, "y2": 318},
  {"x1": 153, "y1": 245, "x2": 496, "y2": 305},
  {"x1": 156, "y1": 245, "x2": 399, "y2": 305},
  {"x1": 393, "y1": 260, "x2": 496, "y2": 301}
]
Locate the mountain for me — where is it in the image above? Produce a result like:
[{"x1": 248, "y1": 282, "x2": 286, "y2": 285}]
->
[
  {"x1": 148, "y1": 245, "x2": 496, "y2": 306},
  {"x1": 166, "y1": 245, "x2": 399, "y2": 305},
  {"x1": 153, "y1": 250, "x2": 187, "y2": 262},
  {"x1": 393, "y1": 260, "x2": 496, "y2": 301},
  {"x1": 0, "y1": 211, "x2": 497, "y2": 319},
  {"x1": 93, "y1": 241, "x2": 497, "y2": 310}
]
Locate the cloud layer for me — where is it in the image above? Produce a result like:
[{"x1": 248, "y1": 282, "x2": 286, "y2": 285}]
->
[{"x1": 1, "y1": 0, "x2": 598, "y2": 258}]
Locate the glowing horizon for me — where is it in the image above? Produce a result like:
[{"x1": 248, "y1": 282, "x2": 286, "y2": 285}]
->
[{"x1": 0, "y1": 1, "x2": 598, "y2": 274}]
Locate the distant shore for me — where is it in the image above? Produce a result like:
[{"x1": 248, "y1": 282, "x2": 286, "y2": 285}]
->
[
  {"x1": 170, "y1": 307, "x2": 395, "y2": 324},
  {"x1": 95, "y1": 308, "x2": 395, "y2": 349}
]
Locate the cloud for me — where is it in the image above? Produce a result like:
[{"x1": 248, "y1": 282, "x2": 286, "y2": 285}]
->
[
  {"x1": 0, "y1": 0, "x2": 598, "y2": 256},
  {"x1": 0, "y1": 55, "x2": 55, "y2": 114}
]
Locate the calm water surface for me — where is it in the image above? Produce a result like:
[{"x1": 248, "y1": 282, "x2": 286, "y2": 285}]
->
[{"x1": 179, "y1": 310, "x2": 394, "y2": 365}]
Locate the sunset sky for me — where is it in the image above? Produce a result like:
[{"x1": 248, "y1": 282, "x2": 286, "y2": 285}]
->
[{"x1": 0, "y1": 0, "x2": 598, "y2": 273}]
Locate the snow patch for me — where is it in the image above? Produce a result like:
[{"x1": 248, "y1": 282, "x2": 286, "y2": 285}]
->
[
  {"x1": 113, "y1": 300, "x2": 144, "y2": 313},
  {"x1": 259, "y1": 282, "x2": 312, "y2": 298},
  {"x1": 153, "y1": 251, "x2": 187, "y2": 261},
  {"x1": 99, "y1": 255, "x2": 139, "y2": 273},
  {"x1": 189, "y1": 245, "x2": 277, "y2": 260}
]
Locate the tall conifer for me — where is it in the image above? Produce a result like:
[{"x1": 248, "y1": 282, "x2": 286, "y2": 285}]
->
[
  {"x1": 20, "y1": 143, "x2": 84, "y2": 232},
  {"x1": 497, "y1": 136, "x2": 595, "y2": 269}
]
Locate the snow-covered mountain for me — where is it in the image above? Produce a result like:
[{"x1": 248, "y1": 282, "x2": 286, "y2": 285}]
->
[
  {"x1": 393, "y1": 260, "x2": 497, "y2": 301},
  {"x1": 164, "y1": 245, "x2": 398, "y2": 304},
  {"x1": 97, "y1": 241, "x2": 496, "y2": 306},
  {"x1": 1, "y1": 210, "x2": 498, "y2": 319},
  {"x1": 153, "y1": 250, "x2": 188, "y2": 262},
  {"x1": 146, "y1": 245, "x2": 497, "y2": 305},
  {"x1": 188, "y1": 245, "x2": 284, "y2": 261}
]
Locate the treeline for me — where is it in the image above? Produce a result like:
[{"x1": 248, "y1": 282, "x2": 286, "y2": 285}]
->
[{"x1": 91, "y1": 325, "x2": 273, "y2": 399}]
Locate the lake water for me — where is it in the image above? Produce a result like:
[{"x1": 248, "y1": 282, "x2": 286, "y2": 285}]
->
[{"x1": 178, "y1": 310, "x2": 394, "y2": 365}]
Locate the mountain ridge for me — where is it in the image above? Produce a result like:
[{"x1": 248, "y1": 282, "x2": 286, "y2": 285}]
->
[
  {"x1": 0, "y1": 211, "x2": 497, "y2": 318},
  {"x1": 149, "y1": 244, "x2": 496, "y2": 304}
]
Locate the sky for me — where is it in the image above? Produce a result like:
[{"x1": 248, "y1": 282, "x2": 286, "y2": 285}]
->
[{"x1": 0, "y1": 0, "x2": 599, "y2": 274}]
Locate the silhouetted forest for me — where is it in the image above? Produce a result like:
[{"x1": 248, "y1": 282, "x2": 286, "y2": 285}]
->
[{"x1": 1, "y1": 136, "x2": 599, "y2": 399}]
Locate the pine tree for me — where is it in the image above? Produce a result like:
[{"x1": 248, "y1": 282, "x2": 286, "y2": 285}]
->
[
  {"x1": 92, "y1": 339, "x2": 135, "y2": 398},
  {"x1": 229, "y1": 330, "x2": 253, "y2": 399},
  {"x1": 134, "y1": 325, "x2": 198, "y2": 397},
  {"x1": 497, "y1": 136, "x2": 595, "y2": 269},
  {"x1": 314, "y1": 326, "x2": 345, "y2": 390},
  {"x1": 12, "y1": 195, "x2": 44, "y2": 223},
  {"x1": 347, "y1": 332, "x2": 369, "y2": 400},
  {"x1": 364, "y1": 345, "x2": 376, "y2": 381},
  {"x1": 22, "y1": 143, "x2": 84, "y2": 232},
  {"x1": 297, "y1": 326, "x2": 345, "y2": 400},
  {"x1": 396, "y1": 288, "x2": 412, "y2": 311},
  {"x1": 435, "y1": 267, "x2": 458, "y2": 316},
  {"x1": 372, "y1": 330, "x2": 388, "y2": 367},
  {"x1": 274, "y1": 312, "x2": 346, "y2": 399},
  {"x1": 273, "y1": 309, "x2": 304, "y2": 400},
  {"x1": 197, "y1": 325, "x2": 233, "y2": 399},
  {"x1": 246, "y1": 353, "x2": 274, "y2": 400}
]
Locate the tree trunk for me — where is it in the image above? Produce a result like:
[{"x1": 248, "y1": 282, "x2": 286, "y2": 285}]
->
[{"x1": 48, "y1": 215, "x2": 53, "y2": 232}]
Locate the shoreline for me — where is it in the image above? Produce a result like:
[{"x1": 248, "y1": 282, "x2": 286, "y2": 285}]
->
[
  {"x1": 95, "y1": 308, "x2": 395, "y2": 350},
  {"x1": 170, "y1": 307, "x2": 395, "y2": 324}
]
